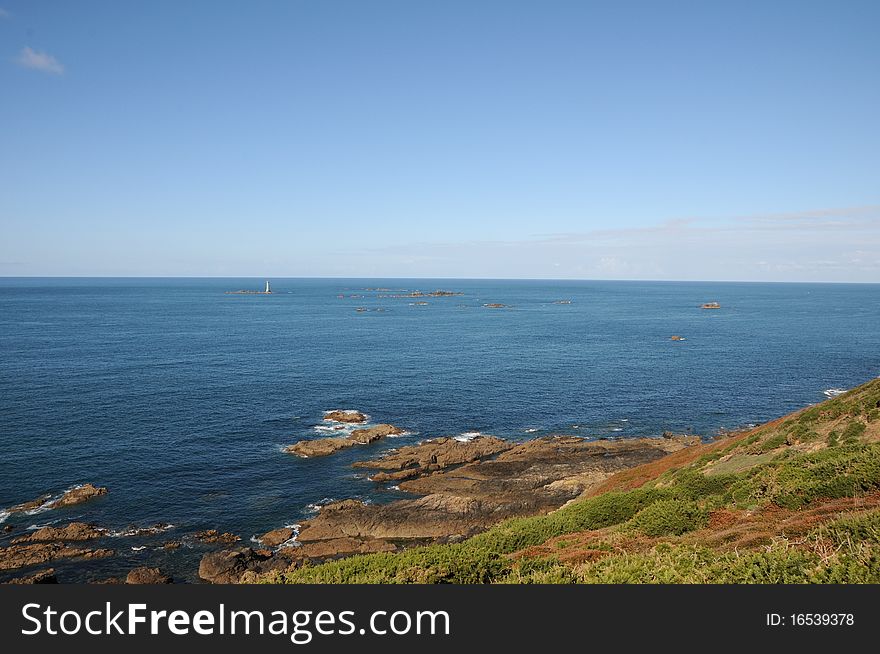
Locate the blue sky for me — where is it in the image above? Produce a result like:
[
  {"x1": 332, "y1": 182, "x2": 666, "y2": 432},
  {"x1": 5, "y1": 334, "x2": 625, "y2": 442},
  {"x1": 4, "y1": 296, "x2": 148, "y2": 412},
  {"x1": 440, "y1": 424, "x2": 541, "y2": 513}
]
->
[{"x1": 1, "y1": 1, "x2": 878, "y2": 280}]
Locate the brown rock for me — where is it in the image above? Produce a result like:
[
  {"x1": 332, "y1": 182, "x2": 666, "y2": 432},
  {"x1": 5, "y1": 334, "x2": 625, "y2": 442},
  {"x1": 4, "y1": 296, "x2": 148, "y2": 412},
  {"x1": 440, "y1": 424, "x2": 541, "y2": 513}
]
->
[
  {"x1": 193, "y1": 530, "x2": 240, "y2": 545},
  {"x1": 296, "y1": 435, "x2": 700, "y2": 547},
  {"x1": 7, "y1": 494, "x2": 52, "y2": 514},
  {"x1": 259, "y1": 527, "x2": 295, "y2": 547},
  {"x1": 12, "y1": 522, "x2": 104, "y2": 544},
  {"x1": 163, "y1": 540, "x2": 181, "y2": 550},
  {"x1": 6, "y1": 568, "x2": 58, "y2": 584},
  {"x1": 198, "y1": 547, "x2": 293, "y2": 584},
  {"x1": 48, "y1": 484, "x2": 108, "y2": 509},
  {"x1": 297, "y1": 537, "x2": 395, "y2": 559},
  {"x1": 286, "y1": 424, "x2": 404, "y2": 457},
  {"x1": 349, "y1": 424, "x2": 404, "y2": 444},
  {"x1": 125, "y1": 567, "x2": 172, "y2": 584},
  {"x1": 355, "y1": 436, "x2": 511, "y2": 482},
  {"x1": 483, "y1": 303, "x2": 507, "y2": 308},
  {"x1": 0, "y1": 543, "x2": 113, "y2": 571},
  {"x1": 323, "y1": 410, "x2": 368, "y2": 424}
]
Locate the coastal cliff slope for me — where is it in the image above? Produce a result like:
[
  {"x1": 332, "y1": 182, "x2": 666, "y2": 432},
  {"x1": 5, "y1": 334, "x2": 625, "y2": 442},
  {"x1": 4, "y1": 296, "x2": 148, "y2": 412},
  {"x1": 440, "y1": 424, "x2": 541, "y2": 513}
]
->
[{"x1": 263, "y1": 376, "x2": 880, "y2": 584}]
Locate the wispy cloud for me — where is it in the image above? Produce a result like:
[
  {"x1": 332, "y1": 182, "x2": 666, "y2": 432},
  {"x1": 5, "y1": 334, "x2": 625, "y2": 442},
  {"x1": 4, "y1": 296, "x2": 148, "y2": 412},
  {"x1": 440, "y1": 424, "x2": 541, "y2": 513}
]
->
[
  {"x1": 0, "y1": 8, "x2": 11, "y2": 19},
  {"x1": 342, "y1": 205, "x2": 880, "y2": 282},
  {"x1": 15, "y1": 46, "x2": 65, "y2": 75}
]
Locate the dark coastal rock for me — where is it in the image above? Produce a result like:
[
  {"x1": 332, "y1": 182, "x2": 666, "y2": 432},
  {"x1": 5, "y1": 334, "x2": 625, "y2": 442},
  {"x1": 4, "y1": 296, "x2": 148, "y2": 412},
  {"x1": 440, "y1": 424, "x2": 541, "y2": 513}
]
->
[
  {"x1": 0, "y1": 543, "x2": 114, "y2": 571},
  {"x1": 483, "y1": 303, "x2": 507, "y2": 308},
  {"x1": 125, "y1": 567, "x2": 172, "y2": 584},
  {"x1": 5, "y1": 568, "x2": 58, "y2": 584},
  {"x1": 296, "y1": 435, "x2": 700, "y2": 547},
  {"x1": 12, "y1": 522, "x2": 104, "y2": 544},
  {"x1": 198, "y1": 547, "x2": 294, "y2": 584},
  {"x1": 324, "y1": 410, "x2": 368, "y2": 424},
  {"x1": 193, "y1": 530, "x2": 240, "y2": 545},
  {"x1": 7, "y1": 494, "x2": 53, "y2": 514},
  {"x1": 286, "y1": 424, "x2": 404, "y2": 457},
  {"x1": 259, "y1": 527, "x2": 295, "y2": 547},
  {"x1": 354, "y1": 436, "x2": 512, "y2": 482}
]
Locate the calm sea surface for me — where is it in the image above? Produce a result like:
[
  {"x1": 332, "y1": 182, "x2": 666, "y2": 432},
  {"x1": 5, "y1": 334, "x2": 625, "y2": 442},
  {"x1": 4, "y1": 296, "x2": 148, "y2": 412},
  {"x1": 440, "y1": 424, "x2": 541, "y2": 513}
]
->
[{"x1": 1, "y1": 278, "x2": 878, "y2": 580}]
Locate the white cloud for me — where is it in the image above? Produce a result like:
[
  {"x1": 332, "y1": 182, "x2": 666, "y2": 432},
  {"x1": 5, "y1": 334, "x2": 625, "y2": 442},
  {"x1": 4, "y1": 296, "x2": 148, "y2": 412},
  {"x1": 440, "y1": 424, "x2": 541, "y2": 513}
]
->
[
  {"x1": 0, "y1": 8, "x2": 11, "y2": 19},
  {"x1": 16, "y1": 46, "x2": 64, "y2": 75}
]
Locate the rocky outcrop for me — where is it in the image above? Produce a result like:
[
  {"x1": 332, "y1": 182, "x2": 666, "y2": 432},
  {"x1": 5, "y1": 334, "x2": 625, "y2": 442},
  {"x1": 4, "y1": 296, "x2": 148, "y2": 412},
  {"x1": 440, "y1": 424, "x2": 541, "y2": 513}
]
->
[
  {"x1": 3, "y1": 483, "x2": 107, "y2": 517},
  {"x1": 5, "y1": 568, "x2": 58, "y2": 584},
  {"x1": 286, "y1": 424, "x2": 404, "y2": 457},
  {"x1": 48, "y1": 484, "x2": 108, "y2": 509},
  {"x1": 198, "y1": 547, "x2": 294, "y2": 584},
  {"x1": 193, "y1": 530, "x2": 240, "y2": 545},
  {"x1": 483, "y1": 303, "x2": 507, "y2": 308},
  {"x1": 259, "y1": 527, "x2": 295, "y2": 547},
  {"x1": 125, "y1": 567, "x2": 172, "y2": 584},
  {"x1": 296, "y1": 435, "x2": 700, "y2": 548},
  {"x1": 354, "y1": 436, "x2": 511, "y2": 482},
  {"x1": 324, "y1": 410, "x2": 368, "y2": 424},
  {"x1": 12, "y1": 522, "x2": 104, "y2": 544},
  {"x1": 0, "y1": 543, "x2": 113, "y2": 571}
]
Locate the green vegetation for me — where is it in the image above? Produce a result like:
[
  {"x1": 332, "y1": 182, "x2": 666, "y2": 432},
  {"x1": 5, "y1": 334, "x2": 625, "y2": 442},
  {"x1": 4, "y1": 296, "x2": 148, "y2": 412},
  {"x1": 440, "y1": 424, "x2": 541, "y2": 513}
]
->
[{"x1": 267, "y1": 378, "x2": 880, "y2": 585}]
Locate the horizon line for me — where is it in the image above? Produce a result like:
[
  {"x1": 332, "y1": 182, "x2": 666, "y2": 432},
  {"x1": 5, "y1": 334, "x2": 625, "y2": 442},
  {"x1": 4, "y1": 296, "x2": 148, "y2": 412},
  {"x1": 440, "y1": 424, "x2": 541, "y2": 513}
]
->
[{"x1": 1, "y1": 275, "x2": 878, "y2": 285}]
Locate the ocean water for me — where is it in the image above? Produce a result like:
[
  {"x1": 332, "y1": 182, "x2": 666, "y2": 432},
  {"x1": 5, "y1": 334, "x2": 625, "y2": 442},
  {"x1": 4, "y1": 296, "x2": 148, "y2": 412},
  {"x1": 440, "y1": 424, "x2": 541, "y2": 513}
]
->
[{"x1": 0, "y1": 277, "x2": 878, "y2": 581}]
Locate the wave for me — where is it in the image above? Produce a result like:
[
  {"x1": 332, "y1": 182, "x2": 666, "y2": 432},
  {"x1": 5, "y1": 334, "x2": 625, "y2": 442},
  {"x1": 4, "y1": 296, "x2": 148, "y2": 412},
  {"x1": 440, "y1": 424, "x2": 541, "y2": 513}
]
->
[
  {"x1": 304, "y1": 497, "x2": 336, "y2": 514},
  {"x1": 525, "y1": 428, "x2": 539, "y2": 433},
  {"x1": 455, "y1": 431, "x2": 483, "y2": 442},
  {"x1": 107, "y1": 523, "x2": 174, "y2": 538},
  {"x1": 276, "y1": 523, "x2": 302, "y2": 549},
  {"x1": 823, "y1": 388, "x2": 847, "y2": 398},
  {"x1": 0, "y1": 510, "x2": 9, "y2": 525}
]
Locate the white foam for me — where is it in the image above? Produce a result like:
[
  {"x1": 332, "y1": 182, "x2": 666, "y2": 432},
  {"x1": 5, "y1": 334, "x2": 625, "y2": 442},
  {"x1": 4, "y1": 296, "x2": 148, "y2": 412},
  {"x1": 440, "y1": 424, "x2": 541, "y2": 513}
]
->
[
  {"x1": 389, "y1": 485, "x2": 400, "y2": 491},
  {"x1": 0, "y1": 510, "x2": 9, "y2": 525},
  {"x1": 611, "y1": 427, "x2": 623, "y2": 432},
  {"x1": 525, "y1": 428, "x2": 539, "y2": 433},
  {"x1": 276, "y1": 523, "x2": 302, "y2": 549},
  {"x1": 455, "y1": 431, "x2": 482, "y2": 442},
  {"x1": 305, "y1": 498, "x2": 336, "y2": 514},
  {"x1": 131, "y1": 546, "x2": 146, "y2": 552},
  {"x1": 824, "y1": 388, "x2": 847, "y2": 398},
  {"x1": 108, "y1": 524, "x2": 174, "y2": 538}
]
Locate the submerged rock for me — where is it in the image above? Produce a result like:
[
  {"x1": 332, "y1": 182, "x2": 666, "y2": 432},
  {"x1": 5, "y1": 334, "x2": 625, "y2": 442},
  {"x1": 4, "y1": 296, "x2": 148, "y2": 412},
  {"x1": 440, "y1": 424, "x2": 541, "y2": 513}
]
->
[
  {"x1": 193, "y1": 530, "x2": 240, "y2": 545},
  {"x1": 198, "y1": 547, "x2": 294, "y2": 584},
  {"x1": 125, "y1": 567, "x2": 172, "y2": 584},
  {"x1": 286, "y1": 424, "x2": 404, "y2": 457}
]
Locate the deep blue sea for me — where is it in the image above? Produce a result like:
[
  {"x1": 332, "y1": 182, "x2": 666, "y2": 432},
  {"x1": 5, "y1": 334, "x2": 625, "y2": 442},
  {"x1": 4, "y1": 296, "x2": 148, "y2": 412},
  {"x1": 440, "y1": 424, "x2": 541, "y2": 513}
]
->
[{"x1": 1, "y1": 278, "x2": 878, "y2": 581}]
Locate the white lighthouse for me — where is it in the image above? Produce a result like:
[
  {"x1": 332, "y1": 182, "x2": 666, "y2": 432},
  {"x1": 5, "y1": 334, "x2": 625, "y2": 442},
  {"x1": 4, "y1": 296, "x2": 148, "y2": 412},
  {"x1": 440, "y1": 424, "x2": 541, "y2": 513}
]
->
[{"x1": 265, "y1": 280, "x2": 271, "y2": 294}]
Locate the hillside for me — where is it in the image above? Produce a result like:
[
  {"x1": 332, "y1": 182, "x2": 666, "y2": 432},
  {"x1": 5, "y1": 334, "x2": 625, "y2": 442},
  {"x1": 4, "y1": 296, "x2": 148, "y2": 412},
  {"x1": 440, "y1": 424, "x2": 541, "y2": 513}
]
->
[{"x1": 263, "y1": 377, "x2": 880, "y2": 584}]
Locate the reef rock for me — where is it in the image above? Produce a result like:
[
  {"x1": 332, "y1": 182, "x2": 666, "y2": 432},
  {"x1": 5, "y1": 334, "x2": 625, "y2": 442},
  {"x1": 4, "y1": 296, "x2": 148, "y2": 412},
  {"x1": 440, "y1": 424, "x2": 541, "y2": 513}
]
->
[
  {"x1": 12, "y1": 522, "x2": 104, "y2": 544},
  {"x1": 286, "y1": 424, "x2": 404, "y2": 457},
  {"x1": 324, "y1": 410, "x2": 368, "y2": 424},
  {"x1": 193, "y1": 530, "x2": 240, "y2": 545},
  {"x1": 48, "y1": 484, "x2": 108, "y2": 509},
  {"x1": 0, "y1": 543, "x2": 113, "y2": 571}
]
